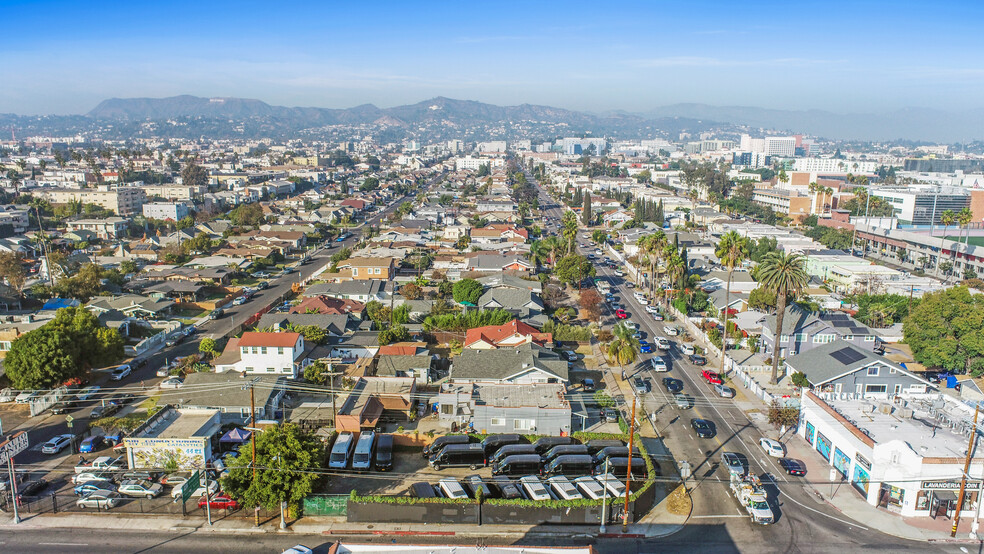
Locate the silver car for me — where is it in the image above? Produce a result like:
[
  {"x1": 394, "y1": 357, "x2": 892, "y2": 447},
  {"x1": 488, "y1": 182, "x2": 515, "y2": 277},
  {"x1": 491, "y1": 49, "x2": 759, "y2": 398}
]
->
[
  {"x1": 118, "y1": 479, "x2": 164, "y2": 499},
  {"x1": 714, "y1": 384, "x2": 736, "y2": 398},
  {"x1": 77, "y1": 491, "x2": 122, "y2": 509}
]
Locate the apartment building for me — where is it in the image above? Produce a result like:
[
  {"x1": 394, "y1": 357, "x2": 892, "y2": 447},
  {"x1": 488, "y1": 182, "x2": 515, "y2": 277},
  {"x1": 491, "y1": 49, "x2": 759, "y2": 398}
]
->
[
  {"x1": 142, "y1": 202, "x2": 190, "y2": 221},
  {"x1": 751, "y1": 188, "x2": 813, "y2": 222},
  {"x1": 40, "y1": 185, "x2": 146, "y2": 215}
]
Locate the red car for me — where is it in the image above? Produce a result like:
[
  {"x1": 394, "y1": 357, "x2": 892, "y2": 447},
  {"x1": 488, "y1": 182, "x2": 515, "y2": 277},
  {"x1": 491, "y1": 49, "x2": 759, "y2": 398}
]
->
[
  {"x1": 615, "y1": 309, "x2": 628, "y2": 319},
  {"x1": 701, "y1": 369, "x2": 723, "y2": 385},
  {"x1": 199, "y1": 494, "x2": 240, "y2": 510}
]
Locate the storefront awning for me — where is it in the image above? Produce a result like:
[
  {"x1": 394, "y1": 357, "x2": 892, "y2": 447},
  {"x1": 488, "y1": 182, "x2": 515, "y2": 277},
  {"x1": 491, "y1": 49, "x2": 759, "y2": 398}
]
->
[{"x1": 934, "y1": 490, "x2": 958, "y2": 502}]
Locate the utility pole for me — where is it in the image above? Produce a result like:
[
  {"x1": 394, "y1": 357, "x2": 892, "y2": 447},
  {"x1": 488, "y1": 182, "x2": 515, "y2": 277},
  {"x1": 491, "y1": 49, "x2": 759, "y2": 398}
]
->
[
  {"x1": 320, "y1": 359, "x2": 344, "y2": 426},
  {"x1": 952, "y1": 405, "x2": 980, "y2": 537},
  {"x1": 600, "y1": 456, "x2": 610, "y2": 534},
  {"x1": 242, "y1": 377, "x2": 260, "y2": 527},
  {"x1": 622, "y1": 396, "x2": 637, "y2": 532},
  {"x1": 908, "y1": 285, "x2": 914, "y2": 313}
]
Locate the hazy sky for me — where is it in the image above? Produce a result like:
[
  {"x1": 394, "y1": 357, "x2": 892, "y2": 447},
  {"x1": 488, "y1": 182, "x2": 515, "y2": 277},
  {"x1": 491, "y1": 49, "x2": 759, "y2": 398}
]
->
[{"x1": 3, "y1": 0, "x2": 983, "y2": 115}]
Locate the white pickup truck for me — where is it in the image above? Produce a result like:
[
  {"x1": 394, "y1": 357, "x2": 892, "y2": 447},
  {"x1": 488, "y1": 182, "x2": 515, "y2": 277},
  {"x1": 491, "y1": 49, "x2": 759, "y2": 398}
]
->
[
  {"x1": 74, "y1": 455, "x2": 125, "y2": 474},
  {"x1": 730, "y1": 472, "x2": 774, "y2": 525}
]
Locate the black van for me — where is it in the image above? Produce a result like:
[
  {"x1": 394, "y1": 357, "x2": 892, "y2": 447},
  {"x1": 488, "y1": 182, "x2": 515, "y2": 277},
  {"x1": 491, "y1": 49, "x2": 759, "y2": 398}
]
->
[
  {"x1": 429, "y1": 444, "x2": 486, "y2": 470},
  {"x1": 480, "y1": 434, "x2": 528, "y2": 459},
  {"x1": 422, "y1": 435, "x2": 470, "y2": 458},
  {"x1": 584, "y1": 439, "x2": 625, "y2": 455},
  {"x1": 542, "y1": 444, "x2": 588, "y2": 462},
  {"x1": 533, "y1": 436, "x2": 578, "y2": 455},
  {"x1": 375, "y1": 434, "x2": 394, "y2": 471},
  {"x1": 543, "y1": 454, "x2": 594, "y2": 477},
  {"x1": 491, "y1": 454, "x2": 543, "y2": 476},
  {"x1": 591, "y1": 446, "x2": 641, "y2": 465},
  {"x1": 596, "y1": 457, "x2": 649, "y2": 479},
  {"x1": 489, "y1": 443, "x2": 538, "y2": 466}
]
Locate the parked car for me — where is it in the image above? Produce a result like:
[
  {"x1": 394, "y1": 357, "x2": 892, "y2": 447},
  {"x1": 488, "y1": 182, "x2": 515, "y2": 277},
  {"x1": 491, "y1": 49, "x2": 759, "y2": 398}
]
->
[
  {"x1": 437, "y1": 478, "x2": 469, "y2": 500},
  {"x1": 109, "y1": 392, "x2": 136, "y2": 405},
  {"x1": 561, "y1": 350, "x2": 578, "y2": 362},
  {"x1": 159, "y1": 377, "x2": 184, "y2": 389},
  {"x1": 0, "y1": 469, "x2": 29, "y2": 492},
  {"x1": 700, "y1": 369, "x2": 721, "y2": 384},
  {"x1": 691, "y1": 418, "x2": 716, "y2": 439},
  {"x1": 632, "y1": 377, "x2": 649, "y2": 394},
  {"x1": 15, "y1": 390, "x2": 40, "y2": 403},
  {"x1": 519, "y1": 475, "x2": 551, "y2": 501},
  {"x1": 73, "y1": 481, "x2": 116, "y2": 497},
  {"x1": 409, "y1": 482, "x2": 437, "y2": 498},
  {"x1": 41, "y1": 434, "x2": 74, "y2": 454},
  {"x1": 109, "y1": 364, "x2": 131, "y2": 381},
  {"x1": 118, "y1": 479, "x2": 164, "y2": 499},
  {"x1": 714, "y1": 384, "x2": 735, "y2": 398},
  {"x1": 209, "y1": 308, "x2": 224, "y2": 320},
  {"x1": 165, "y1": 334, "x2": 185, "y2": 347},
  {"x1": 161, "y1": 471, "x2": 195, "y2": 488},
  {"x1": 581, "y1": 378, "x2": 595, "y2": 392},
  {"x1": 573, "y1": 476, "x2": 607, "y2": 500},
  {"x1": 546, "y1": 475, "x2": 583, "y2": 500},
  {"x1": 50, "y1": 399, "x2": 80, "y2": 414},
  {"x1": 778, "y1": 458, "x2": 807, "y2": 476},
  {"x1": 491, "y1": 475, "x2": 523, "y2": 500},
  {"x1": 18, "y1": 479, "x2": 49, "y2": 501},
  {"x1": 199, "y1": 493, "x2": 239, "y2": 510},
  {"x1": 663, "y1": 325, "x2": 679, "y2": 336},
  {"x1": 645, "y1": 305, "x2": 659, "y2": 314},
  {"x1": 655, "y1": 337, "x2": 671, "y2": 350},
  {"x1": 615, "y1": 309, "x2": 628, "y2": 319},
  {"x1": 77, "y1": 386, "x2": 101, "y2": 401},
  {"x1": 759, "y1": 438, "x2": 785, "y2": 457},
  {"x1": 77, "y1": 492, "x2": 122, "y2": 509},
  {"x1": 90, "y1": 403, "x2": 120, "y2": 419},
  {"x1": 602, "y1": 408, "x2": 619, "y2": 423},
  {"x1": 170, "y1": 480, "x2": 219, "y2": 499},
  {"x1": 79, "y1": 435, "x2": 105, "y2": 454},
  {"x1": 662, "y1": 378, "x2": 683, "y2": 394},
  {"x1": 463, "y1": 474, "x2": 492, "y2": 499},
  {"x1": 73, "y1": 472, "x2": 111, "y2": 485},
  {"x1": 652, "y1": 312, "x2": 665, "y2": 321}
]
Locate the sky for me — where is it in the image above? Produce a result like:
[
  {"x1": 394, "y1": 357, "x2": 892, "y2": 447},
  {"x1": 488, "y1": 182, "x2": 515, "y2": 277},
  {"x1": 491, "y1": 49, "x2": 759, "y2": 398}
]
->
[{"x1": 2, "y1": 0, "x2": 984, "y2": 116}]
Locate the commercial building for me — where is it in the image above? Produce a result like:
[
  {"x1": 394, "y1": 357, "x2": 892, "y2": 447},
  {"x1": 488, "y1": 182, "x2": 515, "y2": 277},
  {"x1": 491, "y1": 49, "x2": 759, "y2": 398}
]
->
[
  {"x1": 868, "y1": 187, "x2": 971, "y2": 226},
  {"x1": 765, "y1": 137, "x2": 796, "y2": 157},
  {"x1": 39, "y1": 185, "x2": 146, "y2": 215},
  {"x1": 751, "y1": 189, "x2": 812, "y2": 223},
  {"x1": 142, "y1": 202, "x2": 190, "y2": 221},
  {"x1": 792, "y1": 158, "x2": 879, "y2": 174},
  {"x1": 436, "y1": 382, "x2": 572, "y2": 435},
  {"x1": 124, "y1": 406, "x2": 221, "y2": 470}
]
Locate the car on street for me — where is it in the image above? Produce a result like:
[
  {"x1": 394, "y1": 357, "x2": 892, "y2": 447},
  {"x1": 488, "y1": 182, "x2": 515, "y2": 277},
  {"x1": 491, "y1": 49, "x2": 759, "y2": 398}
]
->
[
  {"x1": 41, "y1": 434, "x2": 74, "y2": 454},
  {"x1": 635, "y1": 296, "x2": 649, "y2": 305},
  {"x1": 691, "y1": 418, "x2": 715, "y2": 439},
  {"x1": 79, "y1": 435, "x2": 105, "y2": 453},
  {"x1": 118, "y1": 479, "x2": 164, "y2": 499},
  {"x1": 109, "y1": 392, "x2": 136, "y2": 405},
  {"x1": 199, "y1": 493, "x2": 239, "y2": 510},
  {"x1": 673, "y1": 394, "x2": 692, "y2": 409},
  {"x1": 714, "y1": 384, "x2": 735, "y2": 398},
  {"x1": 721, "y1": 452, "x2": 745, "y2": 475},
  {"x1": 663, "y1": 325, "x2": 679, "y2": 336},
  {"x1": 77, "y1": 385, "x2": 101, "y2": 401},
  {"x1": 700, "y1": 369, "x2": 721, "y2": 384},
  {"x1": 650, "y1": 357, "x2": 668, "y2": 372},
  {"x1": 632, "y1": 377, "x2": 649, "y2": 394},
  {"x1": 778, "y1": 458, "x2": 807, "y2": 476},
  {"x1": 759, "y1": 438, "x2": 785, "y2": 457},
  {"x1": 165, "y1": 334, "x2": 185, "y2": 347},
  {"x1": 639, "y1": 340, "x2": 652, "y2": 353},
  {"x1": 645, "y1": 305, "x2": 659, "y2": 314},
  {"x1": 50, "y1": 399, "x2": 80, "y2": 414},
  {"x1": 73, "y1": 481, "x2": 116, "y2": 497},
  {"x1": 662, "y1": 377, "x2": 683, "y2": 393},
  {"x1": 90, "y1": 403, "x2": 120, "y2": 419},
  {"x1": 77, "y1": 491, "x2": 122, "y2": 509},
  {"x1": 110, "y1": 364, "x2": 131, "y2": 381},
  {"x1": 159, "y1": 377, "x2": 184, "y2": 389},
  {"x1": 655, "y1": 337, "x2": 671, "y2": 350},
  {"x1": 615, "y1": 309, "x2": 628, "y2": 319},
  {"x1": 690, "y1": 354, "x2": 708, "y2": 366},
  {"x1": 651, "y1": 312, "x2": 664, "y2": 321}
]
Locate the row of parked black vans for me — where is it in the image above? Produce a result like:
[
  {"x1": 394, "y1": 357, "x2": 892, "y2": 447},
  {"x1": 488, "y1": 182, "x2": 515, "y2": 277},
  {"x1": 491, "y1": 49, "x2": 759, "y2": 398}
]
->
[{"x1": 422, "y1": 434, "x2": 650, "y2": 479}]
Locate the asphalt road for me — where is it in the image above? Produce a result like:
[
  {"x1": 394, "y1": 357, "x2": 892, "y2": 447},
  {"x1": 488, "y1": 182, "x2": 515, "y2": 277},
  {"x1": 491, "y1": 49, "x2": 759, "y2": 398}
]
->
[{"x1": 531, "y1": 179, "x2": 932, "y2": 551}]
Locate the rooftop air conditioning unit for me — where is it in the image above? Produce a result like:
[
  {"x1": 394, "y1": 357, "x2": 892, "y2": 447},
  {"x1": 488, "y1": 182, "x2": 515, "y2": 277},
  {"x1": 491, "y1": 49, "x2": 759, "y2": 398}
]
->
[{"x1": 879, "y1": 403, "x2": 892, "y2": 414}]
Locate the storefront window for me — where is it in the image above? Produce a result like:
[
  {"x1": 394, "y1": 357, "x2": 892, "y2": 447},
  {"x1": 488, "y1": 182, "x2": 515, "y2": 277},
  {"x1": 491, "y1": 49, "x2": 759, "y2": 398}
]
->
[
  {"x1": 916, "y1": 490, "x2": 930, "y2": 511},
  {"x1": 833, "y1": 447, "x2": 850, "y2": 478},
  {"x1": 816, "y1": 431, "x2": 832, "y2": 461},
  {"x1": 852, "y1": 465, "x2": 870, "y2": 494},
  {"x1": 805, "y1": 421, "x2": 815, "y2": 445}
]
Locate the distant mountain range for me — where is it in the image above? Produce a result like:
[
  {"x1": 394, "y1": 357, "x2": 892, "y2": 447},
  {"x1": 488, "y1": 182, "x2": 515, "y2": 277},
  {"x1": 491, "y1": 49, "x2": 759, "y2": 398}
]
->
[{"x1": 2, "y1": 95, "x2": 980, "y2": 142}]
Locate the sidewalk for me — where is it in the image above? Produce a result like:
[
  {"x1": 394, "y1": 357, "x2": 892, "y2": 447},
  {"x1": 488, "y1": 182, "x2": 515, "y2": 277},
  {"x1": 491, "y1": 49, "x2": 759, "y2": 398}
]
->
[{"x1": 0, "y1": 511, "x2": 684, "y2": 540}]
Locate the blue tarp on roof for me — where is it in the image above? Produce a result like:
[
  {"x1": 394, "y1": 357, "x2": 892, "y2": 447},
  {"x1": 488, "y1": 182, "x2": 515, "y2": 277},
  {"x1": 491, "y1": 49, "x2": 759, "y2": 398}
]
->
[{"x1": 42, "y1": 298, "x2": 79, "y2": 311}]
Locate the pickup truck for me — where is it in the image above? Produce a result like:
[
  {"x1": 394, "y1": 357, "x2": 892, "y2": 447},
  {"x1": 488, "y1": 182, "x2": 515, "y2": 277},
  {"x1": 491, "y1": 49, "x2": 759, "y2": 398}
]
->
[
  {"x1": 74, "y1": 455, "x2": 125, "y2": 474},
  {"x1": 730, "y1": 472, "x2": 774, "y2": 524}
]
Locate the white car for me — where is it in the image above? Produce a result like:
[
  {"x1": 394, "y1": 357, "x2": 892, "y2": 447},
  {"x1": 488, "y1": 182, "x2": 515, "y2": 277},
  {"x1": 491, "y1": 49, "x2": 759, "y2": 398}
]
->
[
  {"x1": 77, "y1": 386, "x2": 101, "y2": 401},
  {"x1": 655, "y1": 337, "x2": 672, "y2": 350},
  {"x1": 650, "y1": 357, "x2": 668, "y2": 372},
  {"x1": 645, "y1": 305, "x2": 660, "y2": 314},
  {"x1": 77, "y1": 491, "x2": 122, "y2": 509},
  {"x1": 118, "y1": 479, "x2": 164, "y2": 499},
  {"x1": 519, "y1": 475, "x2": 551, "y2": 501},
  {"x1": 42, "y1": 434, "x2": 74, "y2": 454},
  {"x1": 170, "y1": 479, "x2": 219, "y2": 499},
  {"x1": 546, "y1": 475, "x2": 583, "y2": 500},
  {"x1": 759, "y1": 438, "x2": 785, "y2": 457},
  {"x1": 159, "y1": 377, "x2": 184, "y2": 389},
  {"x1": 636, "y1": 297, "x2": 649, "y2": 306},
  {"x1": 663, "y1": 325, "x2": 679, "y2": 336},
  {"x1": 73, "y1": 472, "x2": 111, "y2": 485},
  {"x1": 573, "y1": 476, "x2": 606, "y2": 500},
  {"x1": 110, "y1": 364, "x2": 131, "y2": 381}
]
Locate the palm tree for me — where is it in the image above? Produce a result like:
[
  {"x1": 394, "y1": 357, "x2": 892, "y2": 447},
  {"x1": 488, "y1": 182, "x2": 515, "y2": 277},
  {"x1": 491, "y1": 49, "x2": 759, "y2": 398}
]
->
[
  {"x1": 645, "y1": 230, "x2": 667, "y2": 299},
  {"x1": 542, "y1": 235, "x2": 563, "y2": 267},
  {"x1": 823, "y1": 187, "x2": 833, "y2": 214},
  {"x1": 956, "y1": 207, "x2": 974, "y2": 275},
  {"x1": 607, "y1": 322, "x2": 640, "y2": 378},
  {"x1": 664, "y1": 254, "x2": 684, "y2": 295},
  {"x1": 715, "y1": 231, "x2": 749, "y2": 377},
  {"x1": 529, "y1": 239, "x2": 549, "y2": 269},
  {"x1": 937, "y1": 210, "x2": 955, "y2": 280},
  {"x1": 758, "y1": 251, "x2": 809, "y2": 385},
  {"x1": 808, "y1": 182, "x2": 819, "y2": 213},
  {"x1": 562, "y1": 210, "x2": 578, "y2": 254}
]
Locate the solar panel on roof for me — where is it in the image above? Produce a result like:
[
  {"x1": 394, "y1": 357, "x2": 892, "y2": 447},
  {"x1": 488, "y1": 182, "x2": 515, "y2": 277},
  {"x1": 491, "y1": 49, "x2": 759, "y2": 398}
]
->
[{"x1": 830, "y1": 347, "x2": 866, "y2": 365}]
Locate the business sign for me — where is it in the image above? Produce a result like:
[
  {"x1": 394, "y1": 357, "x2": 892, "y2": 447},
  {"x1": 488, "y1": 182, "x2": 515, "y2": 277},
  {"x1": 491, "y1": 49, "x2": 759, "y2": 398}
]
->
[
  {"x1": 0, "y1": 431, "x2": 28, "y2": 465},
  {"x1": 921, "y1": 480, "x2": 982, "y2": 491},
  {"x1": 180, "y1": 470, "x2": 201, "y2": 503},
  {"x1": 855, "y1": 452, "x2": 872, "y2": 471},
  {"x1": 124, "y1": 437, "x2": 209, "y2": 469}
]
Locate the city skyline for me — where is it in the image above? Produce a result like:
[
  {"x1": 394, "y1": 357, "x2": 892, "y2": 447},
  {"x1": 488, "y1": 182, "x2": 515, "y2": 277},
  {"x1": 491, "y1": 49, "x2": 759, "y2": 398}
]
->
[{"x1": 3, "y1": 0, "x2": 984, "y2": 116}]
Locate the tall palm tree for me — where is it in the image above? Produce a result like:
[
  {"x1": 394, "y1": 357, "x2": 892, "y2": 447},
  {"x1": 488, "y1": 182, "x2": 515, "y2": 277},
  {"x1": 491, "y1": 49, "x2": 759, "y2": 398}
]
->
[
  {"x1": 646, "y1": 230, "x2": 667, "y2": 299},
  {"x1": 607, "y1": 322, "x2": 640, "y2": 378},
  {"x1": 529, "y1": 239, "x2": 549, "y2": 269},
  {"x1": 715, "y1": 231, "x2": 749, "y2": 377},
  {"x1": 665, "y1": 254, "x2": 684, "y2": 295},
  {"x1": 542, "y1": 235, "x2": 563, "y2": 267},
  {"x1": 957, "y1": 207, "x2": 974, "y2": 276},
  {"x1": 937, "y1": 210, "x2": 955, "y2": 279},
  {"x1": 823, "y1": 187, "x2": 833, "y2": 214},
  {"x1": 808, "y1": 182, "x2": 819, "y2": 213},
  {"x1": 562, "y1": 211, "x2": 578, "y2": 254},
  {"x1": 758, "y1": 251, "x2": 809, "y2": 385}
]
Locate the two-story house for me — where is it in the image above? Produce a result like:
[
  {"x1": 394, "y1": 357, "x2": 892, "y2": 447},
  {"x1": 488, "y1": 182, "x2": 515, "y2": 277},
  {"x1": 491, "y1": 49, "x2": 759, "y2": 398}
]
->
[
  {"x1": 464, "y1": 319, "x2": 552, "y2": 349},
  {"x1": 214, "y1": 332, "x2": 310, "y2": 378},
  {"x1": 761, "y1": 306, "x2": 881, "y2": 359},
  {"x1": 338, "y1": 257, "x2": 396, "y2": 281}
]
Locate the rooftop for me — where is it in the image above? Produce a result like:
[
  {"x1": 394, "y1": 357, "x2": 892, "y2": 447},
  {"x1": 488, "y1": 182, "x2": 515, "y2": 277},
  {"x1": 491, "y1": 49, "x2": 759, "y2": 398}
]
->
[
  {"x1": 474, "y1": 383, "x2": 569, "y2": 409},
  {"x1": 239, "y1": 331, "x2": 301, "y2": 348},
  {"x1": 133, "y1": 407, "x2": 220, "y2": 440}
]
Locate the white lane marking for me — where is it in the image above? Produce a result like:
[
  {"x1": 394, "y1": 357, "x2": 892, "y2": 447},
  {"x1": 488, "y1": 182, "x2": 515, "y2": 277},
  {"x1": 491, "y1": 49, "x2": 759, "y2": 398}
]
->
[
  {"x1": 690, "y1": 514, "x2": 752, "y2": 519},
  {"x1": 39, "y1": 543, "x2": 89, "y2": 546}
]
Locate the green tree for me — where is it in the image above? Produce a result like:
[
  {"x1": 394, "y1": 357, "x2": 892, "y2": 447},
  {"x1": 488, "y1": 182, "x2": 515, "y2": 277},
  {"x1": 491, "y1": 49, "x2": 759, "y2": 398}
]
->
[
  {"x1": 378, "y1": 325, "x2": 410, "y2": 345},
  {"x1": 715, "y1": 231, "x2": 749, "y2": 377},
  {"x1": 903, "y1": 286, "x2": 984, "y2": 375},
  {"x1": 562, "y1": 210, "x2": 578, "y2": 254},
  {"x1": 181, "y1": 161, "x2": 208, "y2": 189},
  {"x1": 360, "y1": 177, "x2": 379, "y2": 192},
  {"x1": 221, "y1": 423, "x2": 326, "y2": 516},
  {"x1": 767, "y1": 399, "x2": 801, "y2": 430},
  {"x1": 554, "y1": 254, "x2": 593, "y2": 289},
  {"x1": 4, "y1": 307, "x2": 124, "y2": 389},
  {"x1": 607, "y1": 322, "x2": 639, "y2": 377},
  {"x1": 229, "y1": 203, "x2": 265, "y2": 227},
  {"x1": 0, "y1": 251, "x2": 27, "y2": 294},
  {"x1": 748, "y1": 286, "x2": 777, "y2": 312},
  {"x1": 199, "y1": 337, "x2": 217, "y2": 357},
  {"x1": 757, "y1": 252, "x2": 809, "y2": 384},
  {"x1": 581, "y1": 193, "x2": 592, "y2": 226},
  {"x1": 452, "y1": 279, "x2": 484, "y2": 305}
]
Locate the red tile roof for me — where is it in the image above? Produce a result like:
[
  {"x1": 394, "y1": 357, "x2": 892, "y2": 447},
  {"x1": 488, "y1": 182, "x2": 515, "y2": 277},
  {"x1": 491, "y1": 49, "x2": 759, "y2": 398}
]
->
[
  {"x1": 463, "y1": 319, "x2": 551, "y2": 348},
  {"x1": 290, "y1": 295, "x2": 365, "y2": 315},
  {"x1": 238, "y1": 332, "x2": 301, "y2": 348}
]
